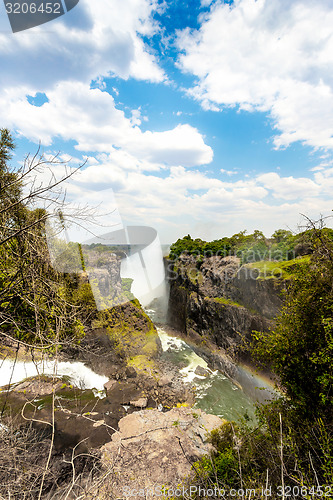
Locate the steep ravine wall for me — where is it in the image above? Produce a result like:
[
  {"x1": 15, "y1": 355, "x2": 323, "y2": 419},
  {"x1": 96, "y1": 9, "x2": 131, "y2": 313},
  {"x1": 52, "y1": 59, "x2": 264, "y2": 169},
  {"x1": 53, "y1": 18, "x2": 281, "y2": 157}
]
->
[{"x1": 166, "y1": 255, "x2": 286, "y2": 376}]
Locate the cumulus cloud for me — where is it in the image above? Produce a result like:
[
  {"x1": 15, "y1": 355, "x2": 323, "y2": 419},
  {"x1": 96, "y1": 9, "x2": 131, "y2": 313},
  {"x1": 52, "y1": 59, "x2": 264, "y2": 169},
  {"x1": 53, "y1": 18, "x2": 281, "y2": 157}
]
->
[
  {"x1": 28, "y1": 138, "x2": 333, "y2": 242},
  {"x1": 56, "y1": 158, "x2": 332, "y2": 242},
  {"x1": 0, "y1": 0, "x2": 164, "y2": 90},
  {"x1": 1, "y1": 0, "x2": 332, "y2": 243},
  {"x1": 177, "y1": 0, "x2": 333, "y2": 150},
  {"x1": 0, "y1": 81, "x2": 213, "y2": 169},
  {"x1": 257, "y1": 172, "x2": 320, "y2": 199}
]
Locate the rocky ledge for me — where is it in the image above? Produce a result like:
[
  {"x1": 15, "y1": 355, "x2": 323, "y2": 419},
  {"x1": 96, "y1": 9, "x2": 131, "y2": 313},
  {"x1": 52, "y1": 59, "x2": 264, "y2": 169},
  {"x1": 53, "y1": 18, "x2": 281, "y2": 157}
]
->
[
  {"x1": 0, "y1": 296, "x2": 197, "y2": 497},
  {"x1": 0, "y1": 373, "x2": 218, "y2": 499},
  {"x1": 101, "y1": 406, "x2": 222, "y2": 498}
]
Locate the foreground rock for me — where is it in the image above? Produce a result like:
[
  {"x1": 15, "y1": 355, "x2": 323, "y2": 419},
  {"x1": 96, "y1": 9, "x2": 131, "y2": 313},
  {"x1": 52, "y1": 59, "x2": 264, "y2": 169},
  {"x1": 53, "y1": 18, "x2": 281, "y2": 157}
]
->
[
  {"x1": 101, "y1": 406, "x2": 222, "y2": 498},
  {"x1": 0, "y1": 374, "x2": 220, "y2": 499},
  {"x1": 0, "y1": 368, "x2": 192, "y2": 451}
]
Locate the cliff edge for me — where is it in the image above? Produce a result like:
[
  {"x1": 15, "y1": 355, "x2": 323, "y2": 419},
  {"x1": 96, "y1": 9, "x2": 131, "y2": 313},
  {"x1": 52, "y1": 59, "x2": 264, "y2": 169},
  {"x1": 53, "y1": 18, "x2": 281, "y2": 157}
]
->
[{"x1": 167, "y1": 255, "x2": 286, "y2": 374}]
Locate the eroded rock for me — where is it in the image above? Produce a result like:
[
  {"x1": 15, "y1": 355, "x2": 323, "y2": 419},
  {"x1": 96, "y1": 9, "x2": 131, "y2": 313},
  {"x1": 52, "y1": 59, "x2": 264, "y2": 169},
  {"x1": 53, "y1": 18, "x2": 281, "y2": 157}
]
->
[
  {"x1": 130, "y1": 397, "x2": 148, "y2": 408},
  {"x1": 104, "y1": 379, "x2": 117, "y2": 394},
  {"x1": 194, "y1": 366, "x2": 210, "y2": 377},
  {"x1": 101, "y1": 406, "x2": 223, "y2": 497},
  {"x1": 166, "y1": 254, "x2": 282, "y2": 372}
]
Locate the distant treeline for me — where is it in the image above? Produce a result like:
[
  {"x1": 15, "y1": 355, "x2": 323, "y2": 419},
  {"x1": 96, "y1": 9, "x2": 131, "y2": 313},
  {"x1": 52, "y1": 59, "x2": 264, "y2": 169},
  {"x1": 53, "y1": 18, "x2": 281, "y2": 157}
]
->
[{"x1": 169, "y1": 227, "x2": 333, "y2": 263}]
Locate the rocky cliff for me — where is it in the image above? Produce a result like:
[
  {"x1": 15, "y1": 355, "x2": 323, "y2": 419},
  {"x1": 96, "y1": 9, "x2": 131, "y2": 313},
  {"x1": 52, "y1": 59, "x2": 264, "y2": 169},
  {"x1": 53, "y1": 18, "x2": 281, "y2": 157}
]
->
[{"x1": 167, "y1": 255, "x2": 286, "y2": 375}]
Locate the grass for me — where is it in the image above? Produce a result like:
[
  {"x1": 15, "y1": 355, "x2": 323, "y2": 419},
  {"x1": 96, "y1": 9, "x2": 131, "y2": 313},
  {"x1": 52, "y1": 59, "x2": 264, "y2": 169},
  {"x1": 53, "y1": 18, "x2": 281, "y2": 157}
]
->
[
  {"x1": 211, "y1": 297, "x2": 243, "y2": 307},
  {"x1": 244, "y1": 255, "x2": 310, "y2": 280},
  {"x1": 204, "y1": 296, "x2": 243, "y2": 308}
]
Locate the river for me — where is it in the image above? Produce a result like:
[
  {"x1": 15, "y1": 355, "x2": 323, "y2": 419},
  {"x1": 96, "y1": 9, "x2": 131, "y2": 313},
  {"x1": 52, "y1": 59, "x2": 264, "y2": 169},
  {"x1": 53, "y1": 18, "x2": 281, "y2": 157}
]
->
[
  {"x1": 0, "y1": 301, "x2": 276, "y2": 425},
  {"x1": 146, "y1": 304, "x2": 276, "y2": 425}
]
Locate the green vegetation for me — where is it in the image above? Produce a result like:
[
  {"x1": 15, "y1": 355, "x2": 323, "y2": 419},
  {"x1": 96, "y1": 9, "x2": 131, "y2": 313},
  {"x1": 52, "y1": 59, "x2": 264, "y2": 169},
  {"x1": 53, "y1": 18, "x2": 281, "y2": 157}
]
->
[
  {"x1": 184, "y1": 221, "x2": 333, "y2": 496},
  {"x1": 127, "y1": 354, "x2": 155, "y2": 373},
  {"x1": 0, "y1": 128, "x2": 162, "y2": 500},
  {"x1": 0, "y1": 128, "x2": 88, "y2": 347},
  {"x1": 207, "y1": 296, "x2": 242, "y2": 308},
  {"x1": 91, "y1": 300, "x2": 159, "y2": 370},
  {"x1": 0, "y1": 129, "x2": 154, "y2": 355},
  {"x1": 169, "y1": 228, "x2": 333, "y2": 264},
  {"x1": 252, "y1": 228, "x2": 333, "y2": 418},
  {"x1": 245, "y1": 255, "x2": 311, "y2": 279}
]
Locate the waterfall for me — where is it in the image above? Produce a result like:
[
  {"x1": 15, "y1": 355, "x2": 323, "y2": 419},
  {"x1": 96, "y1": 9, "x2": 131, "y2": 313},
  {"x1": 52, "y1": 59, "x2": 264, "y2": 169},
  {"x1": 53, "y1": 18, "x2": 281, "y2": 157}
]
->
[{"x1": 0, "y1": 358, "x2": 108, "y2": 391}]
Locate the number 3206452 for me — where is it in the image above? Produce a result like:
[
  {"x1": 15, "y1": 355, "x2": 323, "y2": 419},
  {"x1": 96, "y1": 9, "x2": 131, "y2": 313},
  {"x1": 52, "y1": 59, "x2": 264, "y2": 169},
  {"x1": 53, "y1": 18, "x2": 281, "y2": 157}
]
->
[
  {"x1": 5, "y1": 3, "x2": 61, "y2": 14},
  {"x1": 277, "y1": 485, "x2": 333, "y2": 497}
]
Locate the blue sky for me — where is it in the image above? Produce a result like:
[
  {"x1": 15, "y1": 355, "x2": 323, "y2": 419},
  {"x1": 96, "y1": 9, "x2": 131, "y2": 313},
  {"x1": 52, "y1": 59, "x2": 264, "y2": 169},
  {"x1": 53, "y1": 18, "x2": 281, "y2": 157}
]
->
[{"x1": 1, "y1": 0, "x2": 333, "y2": 243}]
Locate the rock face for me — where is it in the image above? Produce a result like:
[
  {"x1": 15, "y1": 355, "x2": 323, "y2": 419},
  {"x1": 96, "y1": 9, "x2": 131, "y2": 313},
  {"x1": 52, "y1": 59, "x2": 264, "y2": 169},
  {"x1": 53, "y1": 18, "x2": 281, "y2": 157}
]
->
[
  {"x1": 167, "y1": 255, "x2": 286, "y2": 372},
  {"x1": 62, "y1": 299, "x2": 162, "y2": 379},
  {"x1": 101, "y1": 406, "x2": 222, "y2": 497},
  {"x1": 82, "y1": 249, "x2": 130, "y2": 309}
]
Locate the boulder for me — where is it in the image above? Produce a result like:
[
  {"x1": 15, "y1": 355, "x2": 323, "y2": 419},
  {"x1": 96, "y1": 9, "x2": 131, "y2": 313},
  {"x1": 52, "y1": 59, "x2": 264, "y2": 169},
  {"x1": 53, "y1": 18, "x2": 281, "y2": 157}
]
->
[
  {"x1": 101, "y1": 406, "x2": 223, "y2": 496},
  {"x1": 125, "y1": 366, "x2": 137, "y2": 378},
  {"x1": 130, "y1": 397, "x2": 148, "y2": 408},
  {"x1": 157, "y1": 375, "x2": 172, "y2": 387},
  {"x1": 103, "y1": 379, "x2": 117, "y2": 394},
  {"x1": 194, "y1": 366, "x2": 210, "y2": 377},
  {"x1": 10, "y1": 377, "x2": 63, "y2": 396}
]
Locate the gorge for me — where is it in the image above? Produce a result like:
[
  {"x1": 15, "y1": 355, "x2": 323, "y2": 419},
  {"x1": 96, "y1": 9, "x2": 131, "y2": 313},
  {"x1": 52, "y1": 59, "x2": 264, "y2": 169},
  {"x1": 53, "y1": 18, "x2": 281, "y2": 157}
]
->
[
  {"x1": 0, "y1": 249, "x2": 285, "y2": 497},
  {"x1": 1, "y1": 128, "x2": 331, "y2": 498}
]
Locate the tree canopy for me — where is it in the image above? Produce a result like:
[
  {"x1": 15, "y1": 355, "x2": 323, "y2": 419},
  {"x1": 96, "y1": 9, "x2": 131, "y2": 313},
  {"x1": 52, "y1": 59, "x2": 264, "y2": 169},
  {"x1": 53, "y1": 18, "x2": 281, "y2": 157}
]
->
[
  {"x1": 252, "y1": 225, "x2": 333, "y2": 420},
  {"x1": 0, "y1": 128, "x2": 91, "y2": 348}
]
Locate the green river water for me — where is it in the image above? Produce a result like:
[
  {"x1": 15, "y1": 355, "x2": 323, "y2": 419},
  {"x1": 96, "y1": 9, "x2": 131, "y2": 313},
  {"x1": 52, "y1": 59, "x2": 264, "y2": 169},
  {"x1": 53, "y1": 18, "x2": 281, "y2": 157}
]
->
[{"x1": 146, "y1": 306, "x2": 276, "y2": 424}]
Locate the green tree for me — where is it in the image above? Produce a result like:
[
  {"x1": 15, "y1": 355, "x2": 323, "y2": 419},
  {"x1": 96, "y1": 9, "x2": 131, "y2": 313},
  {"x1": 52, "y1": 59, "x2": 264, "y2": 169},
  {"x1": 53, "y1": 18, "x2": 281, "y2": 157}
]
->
[
  {"x1": 0, "y1": 128, "x2": 88, "y2": 348},
  {"x1": 271, "y1": 229, "x2": 292, "y2": 243},
  {"x1": 252, "y1": 225, "x2": 333, "y2": 421}
]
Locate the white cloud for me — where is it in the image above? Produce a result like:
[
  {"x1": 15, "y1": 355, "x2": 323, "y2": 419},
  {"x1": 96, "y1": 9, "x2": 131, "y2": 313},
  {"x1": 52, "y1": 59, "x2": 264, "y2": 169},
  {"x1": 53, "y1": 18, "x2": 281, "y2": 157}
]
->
[
  {"x1": 55, "y1": 159, "x2": 332, "y2": 243},
  {"x1": 130, "y1": 108, "x2": 142, "y2": 126},
  {"x1": 200, "y1": 0, "x2": 215, "y2": 6},
  {"x1": 177, "y1": 0, "x2": 333, "y2": 150},
  {"x1": 1, "y1": 0, "x2": 332, "y2": 243},
  {"x1": 27, "y1": 140, "x2": 333, "y2": 242},
  {"x1": 0, "y1": 81, "x2": 213, "y2": 169},
  {"x1": 257, "y1": 172, "x2": 320, "y2": 199},
  {"x1": 0, "y1": 0, "x2": 164, "y2": 90},
  {"x1": 221, "y1": 168, "x2": 238, "y2": 176},
  {"x1": 25, "y1": 135, "x2": 333, "y2": 243}
]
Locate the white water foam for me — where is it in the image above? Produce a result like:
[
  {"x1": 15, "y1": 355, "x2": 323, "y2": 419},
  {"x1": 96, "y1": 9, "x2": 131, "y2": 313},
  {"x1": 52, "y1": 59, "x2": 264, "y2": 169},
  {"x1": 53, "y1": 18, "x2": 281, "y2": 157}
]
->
[
  {"x1": 0, "y1": 358, "x2": 108, "y2": 391},
  {"x1": 154, "y1": 317, "x2": 260, "y2": 422},
  {"x1": 157, "y1": 328, "x2": 187, "y2": 352},
  {"x1": 179, "y1": 350, "x2": 211, "y2": 382},
  {"x1": 157, "y1": 327, "x2": 215, "y2": 383}
]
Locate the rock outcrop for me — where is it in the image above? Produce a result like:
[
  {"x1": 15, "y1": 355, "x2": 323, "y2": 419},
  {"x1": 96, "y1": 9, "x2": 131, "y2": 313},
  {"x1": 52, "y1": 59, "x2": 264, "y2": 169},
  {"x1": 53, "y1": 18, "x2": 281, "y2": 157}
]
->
[
  {"x1": 82, "y1": 249, "x2": 133, "y2": 309},
  {"x1": 61, "y1": 299, "x2": 162, "y2": 379},
  {"x1": 167, "y1": 255, "x2": 286, "y2": 374},
  {"x1": 101, "y1": 406, "x2": 222, "y2": 497}
]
